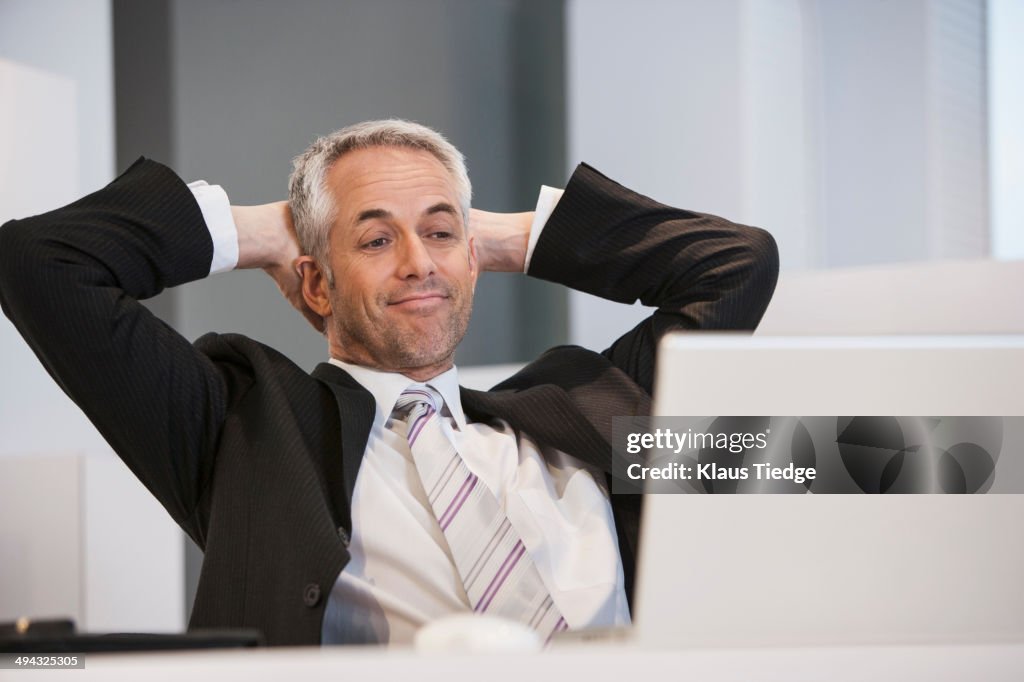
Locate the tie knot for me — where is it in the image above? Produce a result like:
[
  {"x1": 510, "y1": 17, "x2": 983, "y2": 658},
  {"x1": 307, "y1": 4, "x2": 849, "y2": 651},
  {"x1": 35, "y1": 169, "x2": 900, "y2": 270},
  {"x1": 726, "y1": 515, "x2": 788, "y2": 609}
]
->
[{"x1": 393, "y1": 386, "x2": 442, "y2": 417}]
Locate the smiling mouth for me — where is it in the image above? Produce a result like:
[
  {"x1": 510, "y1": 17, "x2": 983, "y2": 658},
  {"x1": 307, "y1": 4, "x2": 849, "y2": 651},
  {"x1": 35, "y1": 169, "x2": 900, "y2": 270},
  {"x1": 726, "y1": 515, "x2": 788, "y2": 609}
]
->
[{"x1": 389, "y1": 293, "x2": 448, "y2": 306}]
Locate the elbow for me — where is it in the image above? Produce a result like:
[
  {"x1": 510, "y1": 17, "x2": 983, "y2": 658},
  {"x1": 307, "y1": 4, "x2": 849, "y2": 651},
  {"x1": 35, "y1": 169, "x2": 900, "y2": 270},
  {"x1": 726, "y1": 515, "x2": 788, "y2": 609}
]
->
[
  {"x1": 0, "y1": 218, "x2": 32, "y2": 304},
  {"x1": 746, "y1": 226, "x2": 780, "y2": 293},
  {"x1": 0, "y1": 216, "x2": 26, "y2": 262},
  {"x1": 739, "y1": 226, "x2": 780, "y2": 329},
  {"x1": 0, "y1": 217, "x2": 57, "y2": 322}
]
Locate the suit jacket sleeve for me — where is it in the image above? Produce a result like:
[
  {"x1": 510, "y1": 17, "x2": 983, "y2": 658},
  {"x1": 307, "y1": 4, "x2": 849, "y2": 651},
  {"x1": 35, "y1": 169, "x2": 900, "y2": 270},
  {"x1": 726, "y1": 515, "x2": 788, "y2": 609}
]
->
[
  {"x1": 0, "y1": 158, "x2": 228, "y2": 538},
  {"x1": 527, "y1": 163, "x2": 780, "y2": 395}
]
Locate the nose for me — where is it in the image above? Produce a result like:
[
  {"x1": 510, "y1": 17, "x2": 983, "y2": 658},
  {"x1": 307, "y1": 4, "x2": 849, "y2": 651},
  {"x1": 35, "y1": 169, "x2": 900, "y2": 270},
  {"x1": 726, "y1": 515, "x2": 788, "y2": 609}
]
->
[{"x1": 396, "y1": 234, "x2": 436, "y2": 280}]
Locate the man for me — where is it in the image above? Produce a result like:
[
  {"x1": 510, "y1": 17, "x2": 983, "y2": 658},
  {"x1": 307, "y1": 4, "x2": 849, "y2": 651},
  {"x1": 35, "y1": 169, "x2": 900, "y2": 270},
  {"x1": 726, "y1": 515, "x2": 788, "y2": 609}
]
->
[{"x1": 0, "y1": 120, "x2": 778, "y2": 646}]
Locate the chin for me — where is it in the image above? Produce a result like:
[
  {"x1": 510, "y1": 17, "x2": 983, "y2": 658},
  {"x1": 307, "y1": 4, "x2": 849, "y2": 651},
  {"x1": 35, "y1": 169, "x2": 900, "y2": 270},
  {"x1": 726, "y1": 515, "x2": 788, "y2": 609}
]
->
[
  {"x1": 335, "y1": 311, "x2": 469, "y2": 372},
  {"x1": 392, "y1": 345, "x2": 455, "y2": 370}
]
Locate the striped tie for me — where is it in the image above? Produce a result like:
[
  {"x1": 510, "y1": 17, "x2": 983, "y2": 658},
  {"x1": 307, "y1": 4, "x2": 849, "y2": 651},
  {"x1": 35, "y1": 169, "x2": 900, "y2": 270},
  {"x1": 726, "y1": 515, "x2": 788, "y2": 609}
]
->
[{"x1": 394, "y1": 387, "x2": 568, "y2": 642}]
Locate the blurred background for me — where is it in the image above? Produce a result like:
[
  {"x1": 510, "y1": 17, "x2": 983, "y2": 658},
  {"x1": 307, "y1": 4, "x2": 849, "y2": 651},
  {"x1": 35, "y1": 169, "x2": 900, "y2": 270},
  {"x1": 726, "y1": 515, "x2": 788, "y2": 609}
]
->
[{"x1": 1, "y1": 0, "x2": 1021, "y2": 634}]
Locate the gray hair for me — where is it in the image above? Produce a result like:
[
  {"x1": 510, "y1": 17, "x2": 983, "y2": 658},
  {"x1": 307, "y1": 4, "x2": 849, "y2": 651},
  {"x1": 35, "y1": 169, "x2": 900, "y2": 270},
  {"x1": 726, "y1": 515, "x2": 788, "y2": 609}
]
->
[{"x1": 288, "y1": 119, "x2": 472, "y2": 280}]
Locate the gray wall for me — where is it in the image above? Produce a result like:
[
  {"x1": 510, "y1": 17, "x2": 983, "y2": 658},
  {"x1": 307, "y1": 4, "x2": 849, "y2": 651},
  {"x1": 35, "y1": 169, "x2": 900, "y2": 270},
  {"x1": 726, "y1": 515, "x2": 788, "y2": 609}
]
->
[{"x1": 114, "y1": 0, "x2": 567, "y2": 622}]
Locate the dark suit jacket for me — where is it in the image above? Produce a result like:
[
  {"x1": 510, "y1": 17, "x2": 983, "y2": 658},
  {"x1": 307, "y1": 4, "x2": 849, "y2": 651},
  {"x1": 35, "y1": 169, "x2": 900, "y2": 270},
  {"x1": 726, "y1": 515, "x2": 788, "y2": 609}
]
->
[{"x1": 0, "y1": 158, "x2": 778, "y2": 646}]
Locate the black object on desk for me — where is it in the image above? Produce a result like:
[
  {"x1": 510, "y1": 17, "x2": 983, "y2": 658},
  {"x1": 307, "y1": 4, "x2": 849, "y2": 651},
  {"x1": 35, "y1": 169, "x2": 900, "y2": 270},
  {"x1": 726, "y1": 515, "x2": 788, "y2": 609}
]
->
[{"x1": 0, "y1": 618, "x2": 263, "y2": 653}]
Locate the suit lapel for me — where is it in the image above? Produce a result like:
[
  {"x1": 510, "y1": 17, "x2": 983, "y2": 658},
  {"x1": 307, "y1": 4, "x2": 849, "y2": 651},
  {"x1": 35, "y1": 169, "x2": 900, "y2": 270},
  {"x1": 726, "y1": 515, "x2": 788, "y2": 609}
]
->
[
  {"x1": 311, "y1": 362, "x2": 376, "y2": 524},
  {"x1": 461, "y1": 345, "x2": 651, "y2": 474},
  {"x1": 461, "y1": 384, "x2": 610, "y2": 470}
]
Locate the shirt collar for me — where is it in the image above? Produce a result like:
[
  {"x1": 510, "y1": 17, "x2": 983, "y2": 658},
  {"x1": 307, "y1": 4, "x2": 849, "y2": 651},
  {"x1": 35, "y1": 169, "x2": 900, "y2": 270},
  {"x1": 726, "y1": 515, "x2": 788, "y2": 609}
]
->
[{"x1": 327, "y1": 358, "x2": 467, "y2": 430}]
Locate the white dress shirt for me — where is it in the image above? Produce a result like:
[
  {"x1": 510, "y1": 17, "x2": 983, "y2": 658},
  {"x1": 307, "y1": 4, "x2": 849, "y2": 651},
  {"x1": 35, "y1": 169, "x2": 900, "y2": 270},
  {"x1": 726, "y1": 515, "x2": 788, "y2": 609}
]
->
[{"x1": 187, "y1": 180, "x2": 631, "y2": 645}]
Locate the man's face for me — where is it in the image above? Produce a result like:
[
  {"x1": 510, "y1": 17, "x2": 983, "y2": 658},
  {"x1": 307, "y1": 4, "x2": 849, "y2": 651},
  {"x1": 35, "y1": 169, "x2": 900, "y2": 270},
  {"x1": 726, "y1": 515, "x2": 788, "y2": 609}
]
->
[{"x1": 319, "y1": 146, "x2": 477, "y2": 378}]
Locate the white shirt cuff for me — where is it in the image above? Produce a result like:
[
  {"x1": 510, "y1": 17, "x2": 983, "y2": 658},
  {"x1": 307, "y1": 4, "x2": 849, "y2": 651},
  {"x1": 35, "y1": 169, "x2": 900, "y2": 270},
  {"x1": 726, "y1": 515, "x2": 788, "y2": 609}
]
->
[
  {"x1": 524, "y1": 185, "x2": 564, "y2": 273},
  {"x1": 187, "y1": 180, "x2": 239, "y2": 275}
]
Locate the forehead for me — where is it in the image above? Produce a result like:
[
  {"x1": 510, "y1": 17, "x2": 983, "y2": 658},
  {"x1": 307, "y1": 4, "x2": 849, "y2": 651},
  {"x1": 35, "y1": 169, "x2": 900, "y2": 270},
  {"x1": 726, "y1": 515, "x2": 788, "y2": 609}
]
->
[{"x1": 325, "y1": 146, "x2": 458, "y2": 222}]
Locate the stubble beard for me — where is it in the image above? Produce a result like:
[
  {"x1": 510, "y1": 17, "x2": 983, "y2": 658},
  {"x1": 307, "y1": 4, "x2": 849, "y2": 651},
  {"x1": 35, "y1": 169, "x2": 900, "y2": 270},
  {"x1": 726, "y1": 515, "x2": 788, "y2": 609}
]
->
[{"x1": 331, "y1": 282, "x2": 474, "y2": 374}]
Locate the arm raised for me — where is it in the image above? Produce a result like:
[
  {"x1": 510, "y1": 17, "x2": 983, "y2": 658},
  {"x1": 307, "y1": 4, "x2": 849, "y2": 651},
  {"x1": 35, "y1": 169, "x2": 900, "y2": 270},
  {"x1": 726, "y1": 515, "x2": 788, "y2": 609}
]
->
[
  {"x1": 0, "y1": 159, "x2": 229, "y2": 536},
  {"x1": 527, "y1": 163, "x2": 780, "y2": 394}
]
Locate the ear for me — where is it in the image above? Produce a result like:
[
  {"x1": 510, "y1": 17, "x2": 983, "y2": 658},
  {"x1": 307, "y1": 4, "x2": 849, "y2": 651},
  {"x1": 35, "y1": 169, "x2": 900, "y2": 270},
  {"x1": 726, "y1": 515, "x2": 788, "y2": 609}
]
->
[
  {"x1": 467, "y1": 235, "x2": 479, "y2": 293},
  {"x1": 296, "y1": 256, "x2": 333, "y2": 319}
]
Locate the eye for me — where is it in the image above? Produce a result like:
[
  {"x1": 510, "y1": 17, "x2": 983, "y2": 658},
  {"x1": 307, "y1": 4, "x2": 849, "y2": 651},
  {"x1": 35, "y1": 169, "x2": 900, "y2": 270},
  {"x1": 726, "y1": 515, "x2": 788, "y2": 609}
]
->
[
  {"x1": 362, "y1": 237, "x2": 390, "y2": 250},
  {"x1": 429, "y1": 230, "x2": 453, "y2": 240}
]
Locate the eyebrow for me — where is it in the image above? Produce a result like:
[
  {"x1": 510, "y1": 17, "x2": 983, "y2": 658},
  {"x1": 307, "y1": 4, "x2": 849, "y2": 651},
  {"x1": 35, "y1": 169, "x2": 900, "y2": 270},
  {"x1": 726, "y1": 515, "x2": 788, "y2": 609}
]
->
[
  {"x1": 424, "y1": 202, "x2": 459, "y2": 218},
  {"x1": 354, "y1": 202, "x2": 459, "y2": 225}
]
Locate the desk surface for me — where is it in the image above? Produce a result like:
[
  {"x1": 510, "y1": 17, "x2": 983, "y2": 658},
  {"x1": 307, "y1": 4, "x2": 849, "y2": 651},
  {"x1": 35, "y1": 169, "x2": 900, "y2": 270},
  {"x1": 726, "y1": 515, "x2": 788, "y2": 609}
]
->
[{"x1": 4, "y1": 641, "x2": 1023, "y2": 681}]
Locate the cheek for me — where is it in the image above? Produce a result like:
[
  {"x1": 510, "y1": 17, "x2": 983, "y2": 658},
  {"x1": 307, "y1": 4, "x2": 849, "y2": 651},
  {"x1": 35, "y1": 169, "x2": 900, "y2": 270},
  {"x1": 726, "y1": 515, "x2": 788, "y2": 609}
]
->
[
  {"x1": 331, "y1": 260, "x2": 389, "y2": 306},
  {"x1": 352, "y1": 287, "x2": 385, "y2": 318},
  {"x1": 441, "y1": 252, "x2": 476, "y2": 285}
]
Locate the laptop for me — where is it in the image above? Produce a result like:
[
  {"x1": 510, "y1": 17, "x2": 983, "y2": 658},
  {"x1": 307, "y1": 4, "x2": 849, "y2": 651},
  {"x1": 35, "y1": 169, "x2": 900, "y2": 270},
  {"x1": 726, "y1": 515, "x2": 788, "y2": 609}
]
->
[{"x1": 631, "y1": 334, "x2": 1024, "y2": 648}]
